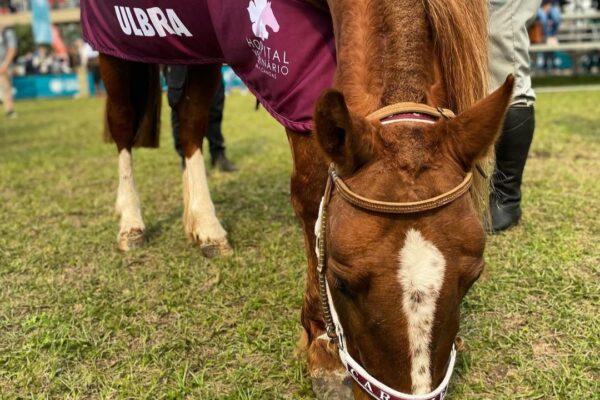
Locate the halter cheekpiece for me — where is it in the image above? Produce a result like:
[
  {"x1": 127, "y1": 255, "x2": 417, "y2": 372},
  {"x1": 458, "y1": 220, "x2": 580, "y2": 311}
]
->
[{"x1": 315, "y1": 102, "x2": 469, "y2": 400}]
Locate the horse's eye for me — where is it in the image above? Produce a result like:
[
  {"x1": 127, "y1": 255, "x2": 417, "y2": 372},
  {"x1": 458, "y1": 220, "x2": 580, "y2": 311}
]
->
[{"x1": 332, "y1": 273, "x2": 353, "y2": 297}]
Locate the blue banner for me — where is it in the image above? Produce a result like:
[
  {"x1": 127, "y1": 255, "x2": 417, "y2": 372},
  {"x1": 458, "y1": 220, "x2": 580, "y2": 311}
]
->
[
  {"x1": 13, "y1": 68, "x2": 246, "y2": 100},
  {"x1": 13, "y1": 74, "x2": 80, "y2": 99},
  {"x1": 31, "y1": 0, "x2": 52, "y2": 45}
]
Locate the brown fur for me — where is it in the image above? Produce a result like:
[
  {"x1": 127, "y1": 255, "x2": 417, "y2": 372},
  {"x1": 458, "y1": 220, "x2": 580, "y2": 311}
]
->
[
  {"x1": 287, "y1": 130, "x2": 342, "y2": 374},
  {"x1": 100, "y1": 55, "x2": 219, "y2": 156},
  {"x1": 101, "y1": 56, "x2": 161, "y2": 149},
  {"x1": 173, "y1": 64, "x2": 221, "y2": 158}
]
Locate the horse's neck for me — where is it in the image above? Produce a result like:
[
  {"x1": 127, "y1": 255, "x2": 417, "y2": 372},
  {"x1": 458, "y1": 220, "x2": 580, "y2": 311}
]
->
[{"x1": 328, "y1": 0, "x2": 434, "y2": 113}]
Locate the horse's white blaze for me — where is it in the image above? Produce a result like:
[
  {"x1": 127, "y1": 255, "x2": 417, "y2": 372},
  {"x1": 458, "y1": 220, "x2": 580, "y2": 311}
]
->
[
  {"x1": 116, "y1": 149, "x2": 145, "y2": 233},
  {"x1": 397, "y1": 229, "x2": 446, "y2": 394},
  {"x1": 183, "y1": 149, "x2": 227, "y2": 242}
]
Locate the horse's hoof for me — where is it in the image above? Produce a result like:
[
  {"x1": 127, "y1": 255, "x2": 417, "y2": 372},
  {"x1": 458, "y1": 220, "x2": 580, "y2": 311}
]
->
[
  {"x1": 200, "y1": 238, "x2": 233, "y2": 258},
  {"x1": 311, "y1": 370, "x2": 353, "y2": 400},
  {"x1": 117, "y1": 228, "x2": 145, "y2": 251}
]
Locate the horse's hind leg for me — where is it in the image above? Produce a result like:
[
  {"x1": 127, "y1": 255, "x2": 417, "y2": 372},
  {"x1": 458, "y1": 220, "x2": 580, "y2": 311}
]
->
[
  {"x1": 177, "y1": 64, "x2": 232, "y2": 257},
  {"x1": 100, "y1": 54, "x2": 145, "y2": 251}
]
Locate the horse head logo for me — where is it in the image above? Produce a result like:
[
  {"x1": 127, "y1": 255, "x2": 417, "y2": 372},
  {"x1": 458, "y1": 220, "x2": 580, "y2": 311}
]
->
[{"x1": 247, "y1": 0, "x2": 280, "y2": 40}]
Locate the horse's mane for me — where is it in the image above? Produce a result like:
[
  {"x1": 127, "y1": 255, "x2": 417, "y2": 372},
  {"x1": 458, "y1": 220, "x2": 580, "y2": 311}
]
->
[{"x1": 425, "y1": 0, "x2": 492, "y2": 223}]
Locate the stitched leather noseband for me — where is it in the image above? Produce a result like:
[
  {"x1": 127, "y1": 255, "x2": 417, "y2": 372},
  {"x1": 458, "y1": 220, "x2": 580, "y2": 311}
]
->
[{"x1": 315, "y1": 103, "x2": 470, "y2": 400}]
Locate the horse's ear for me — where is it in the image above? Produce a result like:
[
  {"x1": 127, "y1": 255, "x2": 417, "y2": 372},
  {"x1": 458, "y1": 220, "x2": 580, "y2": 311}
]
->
[
  {"x1": 315, "y1": 89, "x2": 376, "y2": 176},
  {"x1": 440, "y1": 75, "x2": 515, "y2": 168}
]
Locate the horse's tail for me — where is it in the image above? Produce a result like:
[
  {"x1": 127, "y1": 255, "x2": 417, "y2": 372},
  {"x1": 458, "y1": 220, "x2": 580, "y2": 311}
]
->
[
  {"x1": 425, "y1": 0, "x2": 492, "y2": 223},
  {"x1": 103, "y1": 63, "x2": 162, "y2": 148}
]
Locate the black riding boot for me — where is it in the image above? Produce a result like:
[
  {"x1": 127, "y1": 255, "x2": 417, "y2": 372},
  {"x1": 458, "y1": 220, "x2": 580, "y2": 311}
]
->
[{"x1": 490, "y1": 105, "x2": 535, "y2": 233}]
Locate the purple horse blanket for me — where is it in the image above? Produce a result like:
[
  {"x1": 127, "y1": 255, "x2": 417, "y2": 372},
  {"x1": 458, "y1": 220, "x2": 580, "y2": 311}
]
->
[{"x1": 81, "y1": 0, "x2": 336, "y2": 132}]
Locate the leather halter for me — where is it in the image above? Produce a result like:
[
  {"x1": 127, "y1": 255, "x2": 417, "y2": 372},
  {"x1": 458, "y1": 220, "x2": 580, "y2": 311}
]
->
[
  {"x1": 330, "y1": 168, "x2": 473, "y2": 214},
  {"x1": 315, "y1": 103, "x2": 469, "y2": 400}
]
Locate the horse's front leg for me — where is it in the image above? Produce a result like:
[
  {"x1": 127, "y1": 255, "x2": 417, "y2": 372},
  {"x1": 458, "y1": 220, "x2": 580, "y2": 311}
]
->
[
  {"x1": 177, "y1": 65, "x2": 232, "y2": 257},
  {"x1": 100, "y1": 54, "x2": 145, "y2": 251},
  {"x1": 286, "y1": 129, "x2": 352, "y2": 399}
]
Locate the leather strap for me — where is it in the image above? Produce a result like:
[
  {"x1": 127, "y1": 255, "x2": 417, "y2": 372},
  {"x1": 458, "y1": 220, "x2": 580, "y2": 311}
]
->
[
  {"x1": 366, "y1": 102, "x2": 455, "y2": 122},
  {"x1": 330, "y1": 168, "x2": 473, "y2": 214}
]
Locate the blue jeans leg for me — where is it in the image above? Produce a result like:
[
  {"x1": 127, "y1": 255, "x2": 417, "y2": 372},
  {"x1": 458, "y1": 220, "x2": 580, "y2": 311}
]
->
[
  {"x1": 548, "y1": 6, "x2": 561, "y2": 37},
  {"x1": 537, "y1": 8, "x2": 550, "y2": 37}
]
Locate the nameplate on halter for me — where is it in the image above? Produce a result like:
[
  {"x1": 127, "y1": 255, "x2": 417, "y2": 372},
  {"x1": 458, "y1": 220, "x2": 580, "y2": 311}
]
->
[{"x1": 346, "y1": 364, "x2": 448, "y2": 400}]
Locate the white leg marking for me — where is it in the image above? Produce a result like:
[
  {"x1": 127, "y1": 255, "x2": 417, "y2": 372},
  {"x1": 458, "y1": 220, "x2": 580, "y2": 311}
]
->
[
  {"x1": 397, "y1": 229, "x2": 446, "y2": 394},
  {"x1": 115, "y1": 149, "x2": 145, "y2": 239},
  {"x1": 183, "y1": 149, "x2": 227, "y2": 243}
]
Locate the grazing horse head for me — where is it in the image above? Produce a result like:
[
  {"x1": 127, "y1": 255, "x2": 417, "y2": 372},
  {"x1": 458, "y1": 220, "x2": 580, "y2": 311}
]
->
[
  {"x1": 248, "y1": 0, "x2": 280, "y2": 40},
  {"x1": 314, "y1": 61, "x2": 514, "y2": 397}
]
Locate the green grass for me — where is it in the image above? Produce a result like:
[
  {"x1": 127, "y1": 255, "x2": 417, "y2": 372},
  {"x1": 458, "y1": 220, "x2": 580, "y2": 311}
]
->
[
  {"x1": 532, "y1": 75, "x2": 600, "y2": 87},
  {"x1": 0, "y1": 91, "x2": 598, "y2": 399}
]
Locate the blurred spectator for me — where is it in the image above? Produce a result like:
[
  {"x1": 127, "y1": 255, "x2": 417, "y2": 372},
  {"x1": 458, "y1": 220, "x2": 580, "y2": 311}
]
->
[
  {"x1": 81, "y1": 42, "x2": 102, "y2": 96},
  {"x1": 49, "y1": 0, "x2": 79, "y2": 9},
  {"x1": 1, "y1": 0, "x2": 80, "y2": 13},
  {"x1": 51, "y1": 25, "x2": 67, "y2": 60},
  {"x1": 30, "y1": 45, "x2": 51, "y2": 73},
  {"x1": 0, "y1": 0, "x2": 18, "y2": 13},
  {"x1": 50, "y1": 25, "x2": 71, "y2": 73},
  {"x1": 48, "y1": 0, "x2": 66, "y2": 8},
  {"x1": 0, "y1": 21, "x2": 17, "y2": 118},
  {"x1": 537, "y1": 0, "x2": 562, "y2": 44}
]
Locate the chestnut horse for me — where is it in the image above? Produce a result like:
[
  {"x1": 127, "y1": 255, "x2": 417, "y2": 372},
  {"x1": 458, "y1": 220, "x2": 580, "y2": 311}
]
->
[{"x1": 95, "y1": 0, "x2": 513, "y2": 398}]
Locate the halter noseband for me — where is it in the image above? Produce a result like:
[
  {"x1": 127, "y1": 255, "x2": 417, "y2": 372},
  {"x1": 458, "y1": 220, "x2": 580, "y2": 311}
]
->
[{"x1": 315, "y1": 103, "x2": 469, "y2": 400}]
